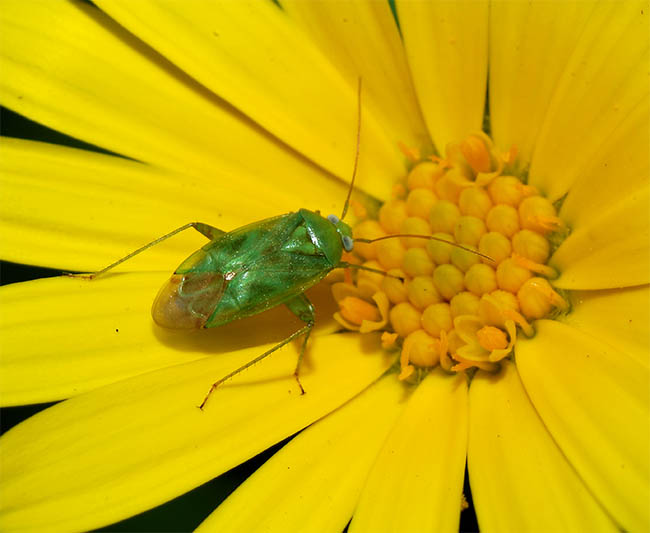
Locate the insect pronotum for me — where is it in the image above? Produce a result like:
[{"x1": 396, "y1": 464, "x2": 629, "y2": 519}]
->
[{"x1": 78, "y1": 79, "x2": 491, "y2": 409}]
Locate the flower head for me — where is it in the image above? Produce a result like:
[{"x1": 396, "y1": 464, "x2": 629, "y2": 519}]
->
[{"x1": 0, "y1": 1, "x2": 648, "y2": 532}]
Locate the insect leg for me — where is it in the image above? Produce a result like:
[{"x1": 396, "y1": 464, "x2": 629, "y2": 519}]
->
[
  {"x1": 72, "y1": 222, "x2": 225, "y2": 280},
  {"x1": 199, "y1": 321, "x2": 312, "y2": 410},
  {"x1": 284, "y1": 294, "x2": 316, "y2": 395}
]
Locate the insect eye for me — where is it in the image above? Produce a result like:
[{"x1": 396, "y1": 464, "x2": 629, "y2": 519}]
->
[
  {"x1": 327, "y1": 214, "x2": 340, "y2": 224},
  {"x1": 342, "y1": 235, "x2": 354, "y2": 252}
]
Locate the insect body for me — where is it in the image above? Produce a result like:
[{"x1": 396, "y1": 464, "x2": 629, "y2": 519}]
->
[
  {"x1": 153, "y1": 210, "x2": 352, "y2": 331},
  {"x1": 147, "y1": 210, "x2": 353, "y2": 407}
]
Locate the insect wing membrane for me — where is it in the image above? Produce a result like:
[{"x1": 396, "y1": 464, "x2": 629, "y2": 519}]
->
[{"x1": 152, "y1": 272, "x2": 226, "y2": 329}]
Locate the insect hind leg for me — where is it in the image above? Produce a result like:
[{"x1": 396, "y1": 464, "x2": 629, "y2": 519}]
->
[{"x1": 71, "y1": 222, "x2": 225, "y2": 280}]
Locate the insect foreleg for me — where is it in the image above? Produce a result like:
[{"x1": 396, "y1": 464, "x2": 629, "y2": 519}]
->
[{"x1": 72, "y1": 222, "x2": 225, "y2": 280}]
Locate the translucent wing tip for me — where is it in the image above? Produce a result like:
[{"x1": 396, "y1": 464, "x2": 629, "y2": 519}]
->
[{"x1": 152, "y1": 273, "x2": 225, "y2": 329}]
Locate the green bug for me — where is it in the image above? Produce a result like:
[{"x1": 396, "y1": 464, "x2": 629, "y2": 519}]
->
[{"x1": 80, "y1": 81, "x2": 489, "y2": 409}]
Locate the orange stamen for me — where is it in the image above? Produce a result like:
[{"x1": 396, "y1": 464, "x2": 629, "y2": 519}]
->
[
  {"x1": 451, "y1": 355, "x2": 499, "y2": 373},
  {"x1": 461, "y1": 135, "x2": 492, "y2": 174},
  {"x1": 398, "y1": 142, "x2": 421, "y2": 162},
  {"x1": 533, "y1": 215, "x2": 564, "y2": 233},
  {"x1": 429, "y1": 154, "x2": 452, "y2": 170},
  {"x1": 476, "y1": 326, "x2": 509, "y2": 351},
  {"x1": 381, "y1": 331, "x2": 398, "y2": 349},
  {"x1": 501, "y1": 145, "x2": 518, "y2": 165},
  {"x1": 512, "y1": 253, "x2": 558, "y2": 278},
  {"x1": 339, "y1": 296, "x2": 381, "y2": 325},
  {"x1": 398, "y1": 335, "x2": 415, "y2": 380},
  {"x1": 503, "y1": 309, "x2": 534, "y2": 337}
]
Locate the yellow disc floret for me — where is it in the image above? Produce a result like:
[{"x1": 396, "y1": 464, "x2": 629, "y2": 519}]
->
[
  {"x1": 430, "y1": 200, "x2": 461, "y2": 234},
  {"x1": 407, "y1": 188, "x2": 438, "y2": 219},
  {"x1": 353, "y1": 220, "x2": 386, "y2": 260},
  {"x1": 379, "y1": 200, "x2": 408, "y2": 234},
  {"x1": 458, "y1": 187, "x2": 493, "y2": 219},
  {"x1": 402, "y1": 247, "x2": 434, "y2": 277},
  {"x1": 464, "y1": 263, "x2": 498, "y2": 296},
  {"x1": 381, "y1": 268, "x2": 408, "y2": 304},
  {"x1": 511, "y1": 229, "x2": 550, "y2": 263},
  {"x1": 421, "y1": 302, "x2": 453, "y2": 337},
  {"x1": 407, "y1": 276, "x2": 441, "y2": 309},
  {"x1": 333, "y1": 132, "x2": 568, "y2": 381},
  {"x1": 389, "y1": 302, "x2": 422, "y2": 337},
  {"x1": 433, "y1": 264, "x2": 465, "y2": 300},
  {"x1": 427, "y1": 232, "x2": 456, "y2": 264},
  {"x1": 478, "y1": 232, "x2": 512, "y2": 264},
  {"x1": 407, "y1": 161, "x2": 444, "y2": 190}
]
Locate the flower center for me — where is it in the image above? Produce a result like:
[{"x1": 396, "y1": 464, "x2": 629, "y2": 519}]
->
[{"x1": 333, "y1": 132, "x2": 568, "y2": 379}]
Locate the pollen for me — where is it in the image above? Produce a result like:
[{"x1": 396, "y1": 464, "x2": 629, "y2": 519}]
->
[{"x1": 333, "y1": 132, "x2": 568, "y2": 377}]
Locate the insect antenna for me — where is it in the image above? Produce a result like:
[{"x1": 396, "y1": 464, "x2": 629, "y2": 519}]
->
[
  {"x1": 340, "y1": 77, "x2": 362, "y2": 221},
  {"x1": 337, "y1": 78, "x2": 493, "y2": 265},
  {"x1": 338, "y1": 262, "x2": 405, "y2": 280},
  {"x1": 355, "y1": 235, "x2": 495, "y2": 263}
]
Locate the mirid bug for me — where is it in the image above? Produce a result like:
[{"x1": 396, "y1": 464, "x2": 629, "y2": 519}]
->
[{"x1": 78, "y1": 80, "x2": 490, "y2": 409}]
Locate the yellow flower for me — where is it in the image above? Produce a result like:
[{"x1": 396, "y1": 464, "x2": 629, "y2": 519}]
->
[{"x1": 1, "y1": 1, "x2": 648, "y2": 532}]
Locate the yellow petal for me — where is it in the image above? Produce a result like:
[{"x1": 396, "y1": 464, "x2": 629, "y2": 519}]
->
[
  {"x1": 559, "y1": 98, "x2": 649, "y2": 228},
  {"x1": 0, "y1": 139, "x2": 297, "y2": 271},
  {"x1": 563, "y1": 286, "x2": 649, "y2": 368},
  {"x1": 0, "y1": 1, "x2": 343, "y2": 198},
  {"x1": 0, "y1": 273, "x2": 339, "y2": 406},
  {"x1": 0, "y1": 333, "x2": 392, "y2": 533},
  {"x1": 197, "y1": 376, "x2": 406, "y2": 533},
  {"x1": 282, "y1": 0, "x2": 430, "y2": 153},
  {"x1": 550, "y1": 183, "x2": 649, "y2": 289},
  {"x1": 396, "y1": 0, "x2": 488, "y2": 153},
  {"x1": 489, "y1": 2, "x2": 598, "y2": 166},
  {"x1": 469, "y1": 360, "x2": 617, "y2": 532},
  {"x1": 528, "y1": 1, "x2": 649, "y2": 201},
  {"x1": 94, "y1": 0, "x2": 403, "y2": 200},
  {"x1": 517, "y1": 320, "x2": 650, "y2": 532},
  {"x1": 350, "y1": 371, "x2": 468, "y2": 533}
]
